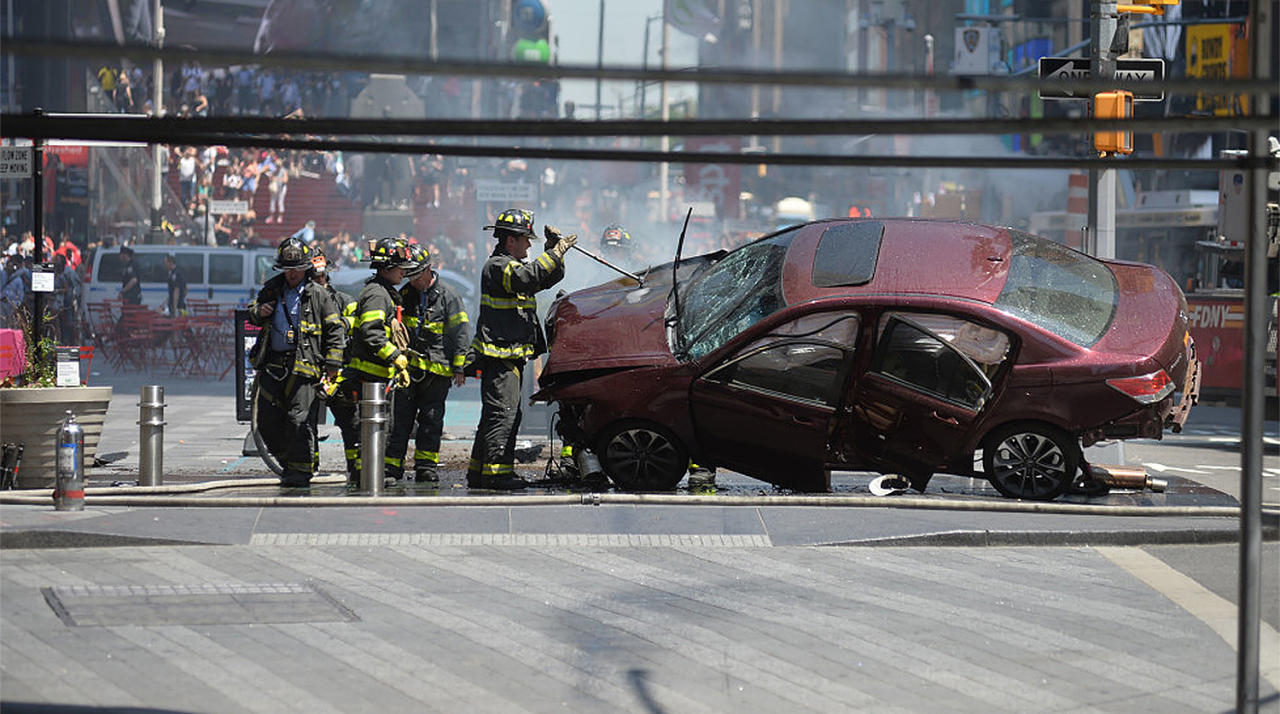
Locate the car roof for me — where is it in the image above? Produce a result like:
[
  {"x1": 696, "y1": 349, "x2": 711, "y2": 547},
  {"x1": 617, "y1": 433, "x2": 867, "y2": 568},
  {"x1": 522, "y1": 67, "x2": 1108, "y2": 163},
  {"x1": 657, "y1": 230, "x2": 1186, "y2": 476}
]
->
[{"x1": 786, "y1": 218, "x2": 1014, "y2": 305}]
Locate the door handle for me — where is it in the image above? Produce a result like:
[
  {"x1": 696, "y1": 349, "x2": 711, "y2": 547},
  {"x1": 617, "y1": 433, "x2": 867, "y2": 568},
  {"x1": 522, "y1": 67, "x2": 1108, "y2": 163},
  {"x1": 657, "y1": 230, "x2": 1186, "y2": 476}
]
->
[
  {"x1": 791, "y1": 415, "x2": 816, "y2": 426},
  {"x1": 931, "y1": 411, "x2": 959, "y2": 426}
]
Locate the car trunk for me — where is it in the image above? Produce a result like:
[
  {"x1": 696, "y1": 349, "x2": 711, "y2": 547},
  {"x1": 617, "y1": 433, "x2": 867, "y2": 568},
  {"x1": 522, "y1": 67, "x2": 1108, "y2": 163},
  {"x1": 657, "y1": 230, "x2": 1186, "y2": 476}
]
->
[{"x1": 1090, "y1": 261, "x2": 1190, "y2": 382}]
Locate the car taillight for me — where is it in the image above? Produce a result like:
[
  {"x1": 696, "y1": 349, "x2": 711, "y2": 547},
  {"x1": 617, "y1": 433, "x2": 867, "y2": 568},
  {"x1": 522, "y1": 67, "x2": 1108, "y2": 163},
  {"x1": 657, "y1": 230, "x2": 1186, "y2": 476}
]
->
[{"x1": 1107, "y1": 369, "x2": 1174, "y2": 404}]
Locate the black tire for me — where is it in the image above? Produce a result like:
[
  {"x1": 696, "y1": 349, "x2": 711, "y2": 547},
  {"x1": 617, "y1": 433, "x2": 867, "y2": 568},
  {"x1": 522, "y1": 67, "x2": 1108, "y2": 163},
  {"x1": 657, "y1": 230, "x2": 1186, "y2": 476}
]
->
[
  {"x1": 250, "y1": 373, "x2": 284, "y2": 476},
  {"x1": 596, "y1": 420, "x2": 688, "y2": 492},
  {"x1": 981, "y1": 422, "x2": 1079, "y2": 501}
]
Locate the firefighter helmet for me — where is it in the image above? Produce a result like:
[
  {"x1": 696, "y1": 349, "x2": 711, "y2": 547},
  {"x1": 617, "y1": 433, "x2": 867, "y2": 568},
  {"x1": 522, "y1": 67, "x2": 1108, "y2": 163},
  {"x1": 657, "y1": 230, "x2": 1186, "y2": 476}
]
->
[
  {"x1": 600, "y1": 223, "x2": 631, "y2": 249},
  {"x1": 403, "y1": 244, "x2": 431, "y2": 279},
  {"x1": 484, "y1": 208, "x2": 536, "y2": 238},
  {"x1": 308, "y1": 247, "x2": 329, "y2": 276},
  {"x1": 274, "y1": 236, "x2": 312, "y2": 270},
  {"x1": 368, "y1": 236, "x2": 418, "y2": 270}
]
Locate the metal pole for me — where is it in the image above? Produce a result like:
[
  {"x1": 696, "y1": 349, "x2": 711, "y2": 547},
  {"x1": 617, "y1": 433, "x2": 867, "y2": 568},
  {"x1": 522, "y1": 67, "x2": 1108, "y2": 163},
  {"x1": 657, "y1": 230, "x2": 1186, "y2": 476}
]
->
[
  {"x1": 658, "y1": 11, "x2": 670, "y2": 223},
  {"x1": 150, "y1": 0, "x2": 164, "y2": 244},
  {"x1": 1089, "y1": 0, "x2": 1117, "y2": 260},
  {"x1": 137, "y1": 385, "x2": 165, "y2": 486},
  {"x1": 359, "y1": 381, "x2": 388, "y2": 495},
  {"x1": 30, "y1": 108, "x2": 43, "y2": 354},
  {"x1": 640, "y1": 17, "x2": 650, "y2": 115},
  {"x1": 594, "y1": 0, "x2": 605, "y2": 120},
  {"x1": 1237, "y1": 2, "x2": 1271, "y2": 709}
]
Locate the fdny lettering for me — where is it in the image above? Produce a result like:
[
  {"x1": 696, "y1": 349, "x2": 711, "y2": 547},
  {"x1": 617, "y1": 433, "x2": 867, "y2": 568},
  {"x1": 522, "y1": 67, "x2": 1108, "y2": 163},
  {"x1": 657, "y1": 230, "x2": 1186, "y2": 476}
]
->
[{"x1": 1187, "y1": 303, "x2": 1243, "y2": 329}]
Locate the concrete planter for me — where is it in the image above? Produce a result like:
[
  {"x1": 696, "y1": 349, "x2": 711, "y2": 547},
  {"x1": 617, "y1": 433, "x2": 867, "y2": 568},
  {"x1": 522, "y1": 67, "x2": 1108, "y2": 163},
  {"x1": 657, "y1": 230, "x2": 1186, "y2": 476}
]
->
[{"x1": 0, "y1": 386, "x2": 112, "y2": 489}]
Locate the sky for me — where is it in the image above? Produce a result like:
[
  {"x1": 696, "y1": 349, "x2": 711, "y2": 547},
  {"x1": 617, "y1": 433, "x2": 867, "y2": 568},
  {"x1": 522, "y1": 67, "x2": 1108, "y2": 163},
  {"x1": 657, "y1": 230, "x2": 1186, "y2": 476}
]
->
[{"x1": 543, "y1": 0, "x2": 700, "y2": 118}]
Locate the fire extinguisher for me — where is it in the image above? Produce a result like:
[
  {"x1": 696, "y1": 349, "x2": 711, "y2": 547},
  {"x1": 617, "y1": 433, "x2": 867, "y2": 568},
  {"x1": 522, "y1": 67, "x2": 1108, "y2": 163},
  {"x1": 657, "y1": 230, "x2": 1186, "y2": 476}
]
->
[{"x1": 54, "y1": 411, "x2": 84, "y2": 511}]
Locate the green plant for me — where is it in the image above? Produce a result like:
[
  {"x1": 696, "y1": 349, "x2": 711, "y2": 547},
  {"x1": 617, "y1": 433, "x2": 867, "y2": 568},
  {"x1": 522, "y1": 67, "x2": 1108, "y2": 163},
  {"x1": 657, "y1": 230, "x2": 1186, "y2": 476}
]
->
[{"x1": 21, "y1": 335, "x2": 58, "y2": 387}]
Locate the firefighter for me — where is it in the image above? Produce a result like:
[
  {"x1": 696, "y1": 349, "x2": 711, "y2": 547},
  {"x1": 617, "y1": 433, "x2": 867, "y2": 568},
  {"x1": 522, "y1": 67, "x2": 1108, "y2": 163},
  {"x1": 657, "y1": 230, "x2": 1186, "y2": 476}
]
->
[
  {"x1": 247, "y1": 237, "x2": 346, "y2": 487},
  {"x1": 467, "y1": 208, "x2": 576, "y2": 490},
  {"x1": 329, "y1": 236, "x2": 418, "y2": 486},
  {"x1": 306, "y1": 247, "x2": 358, "y2": 469},
  {"x1": 599, "y1": 222, "x2": 633, "y2": 264},
  {"x1": 385, "y1": 244, "x2": 470, "y2": 483}
]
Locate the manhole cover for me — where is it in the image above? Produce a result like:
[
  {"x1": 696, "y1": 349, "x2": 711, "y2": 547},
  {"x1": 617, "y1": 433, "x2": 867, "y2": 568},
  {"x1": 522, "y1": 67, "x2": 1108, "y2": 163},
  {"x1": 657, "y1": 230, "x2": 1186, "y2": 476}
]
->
[{"x1": 41, "y1": 583, "x2": 358, "y2": 627}]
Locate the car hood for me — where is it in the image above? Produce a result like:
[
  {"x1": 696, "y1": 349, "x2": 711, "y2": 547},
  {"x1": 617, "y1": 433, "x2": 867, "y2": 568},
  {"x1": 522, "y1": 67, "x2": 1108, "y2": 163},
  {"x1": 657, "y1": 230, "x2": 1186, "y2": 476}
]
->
[{"x1": 542, "y1": 277, "x2": 678, "y2": 377}]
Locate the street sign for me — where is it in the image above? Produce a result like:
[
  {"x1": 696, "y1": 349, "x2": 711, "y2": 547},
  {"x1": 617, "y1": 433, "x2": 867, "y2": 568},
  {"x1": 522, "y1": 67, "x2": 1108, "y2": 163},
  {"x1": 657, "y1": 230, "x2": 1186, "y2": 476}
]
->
[
  {"x1": 474, "y1": 180, "x2": 537, "y2": 203},
  {"x1": 1038, "y1": 57, "x2": 1165, "y2": 101},
  {"x1": 0, "y1": 147, "x2": 32, "y2": 177},
  {"x1": 209, "y1": 199, "x2": 249, "y2": 215}
]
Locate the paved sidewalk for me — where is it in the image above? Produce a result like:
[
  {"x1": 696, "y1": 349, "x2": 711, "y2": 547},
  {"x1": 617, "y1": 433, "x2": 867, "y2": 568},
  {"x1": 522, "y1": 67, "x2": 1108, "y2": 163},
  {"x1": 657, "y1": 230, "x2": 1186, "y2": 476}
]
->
[{"x1": 3, "y1": 533, "x2": 1277, "y2": 713}]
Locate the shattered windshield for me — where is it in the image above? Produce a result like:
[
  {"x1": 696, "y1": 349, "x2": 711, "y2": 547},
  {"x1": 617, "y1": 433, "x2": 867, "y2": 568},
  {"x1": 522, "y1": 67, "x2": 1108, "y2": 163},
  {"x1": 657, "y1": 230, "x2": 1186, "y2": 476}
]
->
[{"x1": 677, "y1": 230, "x2": 796, "y2": 360}]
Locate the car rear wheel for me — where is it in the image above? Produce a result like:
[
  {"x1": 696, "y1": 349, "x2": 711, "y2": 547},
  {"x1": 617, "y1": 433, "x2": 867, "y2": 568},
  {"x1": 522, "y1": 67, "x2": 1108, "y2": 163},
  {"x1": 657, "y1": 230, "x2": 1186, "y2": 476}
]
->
[
  {"x1": 982, "y1": 423, "x2": 1079, "y2": 501},
  {"x1": 597, "y1": 421, "x2": 688, "y2": 492}
]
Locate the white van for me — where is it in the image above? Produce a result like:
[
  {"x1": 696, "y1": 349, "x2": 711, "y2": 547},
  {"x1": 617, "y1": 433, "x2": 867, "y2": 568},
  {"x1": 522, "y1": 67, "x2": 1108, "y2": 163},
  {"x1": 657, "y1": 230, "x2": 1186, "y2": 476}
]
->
[{"x1": 85, "y1": 244, "x2": 278, "y2": 312}]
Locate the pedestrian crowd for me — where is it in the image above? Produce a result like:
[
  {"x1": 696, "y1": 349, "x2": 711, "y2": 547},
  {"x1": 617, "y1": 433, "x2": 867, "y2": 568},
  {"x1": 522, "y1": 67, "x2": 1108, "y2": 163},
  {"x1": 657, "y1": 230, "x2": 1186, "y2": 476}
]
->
[
  {"x1": 1, "y1": 229, "x2": 88, "y2": 344},
  {"x1": 247, "y1": 207, "x2": 576, "y2": 491}
]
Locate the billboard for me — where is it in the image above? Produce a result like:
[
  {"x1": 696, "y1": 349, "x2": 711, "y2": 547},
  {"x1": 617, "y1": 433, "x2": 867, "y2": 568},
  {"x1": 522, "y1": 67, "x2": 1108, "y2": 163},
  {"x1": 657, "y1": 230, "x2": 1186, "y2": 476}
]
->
[{"x1": 1186, "y1": 24, "x2": 1250, "y2": 116}]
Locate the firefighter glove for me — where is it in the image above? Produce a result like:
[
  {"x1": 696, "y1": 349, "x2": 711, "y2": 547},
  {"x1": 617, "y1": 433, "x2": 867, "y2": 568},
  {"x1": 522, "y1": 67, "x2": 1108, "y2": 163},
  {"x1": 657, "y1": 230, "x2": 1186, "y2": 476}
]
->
[
  {"x1": 543, "y1": 224, "x2": 563, "y2": 251},
  {"x1": 550, "y1": 232, "x2": 578, "y2": 261},
  {"x1": 393, "y1": 354, "x2": 412, "y2": 388}
]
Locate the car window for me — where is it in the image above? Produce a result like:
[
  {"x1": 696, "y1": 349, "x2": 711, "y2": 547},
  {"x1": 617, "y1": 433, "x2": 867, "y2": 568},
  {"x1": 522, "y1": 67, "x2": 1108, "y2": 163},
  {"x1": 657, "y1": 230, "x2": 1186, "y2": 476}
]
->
[
  {"x1": 708, "y1": 342, "x2": 846, "y2": 407},
  {"x1": 255, "y1": 254, "x2": 279, "y2": 284},
  {"x1": 879, "y1": 311, "x2": 1009, "y2": 378},
  {"x1": 742, "y1": 311, "x2": 861, "y2": 354},
  {"x1": 96, "y1": 253, "x2": 123, "y2": 282},
  {"x1": 679, "y1": 229, "x2": 797, "y2": 360},
  {"x1": 871, "y1": 317, "x2": 991, "y2": 409},
  {"x1": 209, "y1": 254, "x2": 244, "y2": 284},
  {"x1": 175, "y1": 253, "x2": 205, "y2": 283},
  {"x1": 994, "y1": 230, "x2": 1117, "y2": 347},
  {"x1": 133, "y1": 254, "x2": 168, "y2": 282}
]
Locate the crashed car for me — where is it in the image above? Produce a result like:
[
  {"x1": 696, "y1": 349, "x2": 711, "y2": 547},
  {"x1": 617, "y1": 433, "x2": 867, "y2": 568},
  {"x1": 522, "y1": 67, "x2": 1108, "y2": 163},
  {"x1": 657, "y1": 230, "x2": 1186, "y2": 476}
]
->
[{"x1": 534, "y1": 219, "x2": 1199, "y2": 501}]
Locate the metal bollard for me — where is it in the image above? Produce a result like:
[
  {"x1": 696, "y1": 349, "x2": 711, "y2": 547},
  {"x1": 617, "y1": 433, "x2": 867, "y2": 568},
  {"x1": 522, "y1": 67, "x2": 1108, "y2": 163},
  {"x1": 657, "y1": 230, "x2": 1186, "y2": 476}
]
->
[
  {"x1": 137, "y1": 385, "x2": 166, "y2": 487},
  {"x1": 359, "y1": 381, "x2": 389, "y2": 495},
  {"x1": 54, "y1": 411, "x2": 85, "y2": 511}
]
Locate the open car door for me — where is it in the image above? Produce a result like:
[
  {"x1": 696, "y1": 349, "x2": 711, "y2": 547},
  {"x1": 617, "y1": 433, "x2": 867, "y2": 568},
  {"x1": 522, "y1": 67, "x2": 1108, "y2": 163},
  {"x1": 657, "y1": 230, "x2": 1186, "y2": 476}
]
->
[{"x1": 842, "y1": 313, "x2": 1004, "y2": 479}]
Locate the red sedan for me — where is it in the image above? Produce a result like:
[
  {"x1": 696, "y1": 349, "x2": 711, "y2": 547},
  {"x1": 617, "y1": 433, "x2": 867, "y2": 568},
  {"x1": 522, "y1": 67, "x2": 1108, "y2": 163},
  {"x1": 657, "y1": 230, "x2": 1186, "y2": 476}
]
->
[{"x1": 534, "y1": 219, "x2": 1199, "y2": 501}]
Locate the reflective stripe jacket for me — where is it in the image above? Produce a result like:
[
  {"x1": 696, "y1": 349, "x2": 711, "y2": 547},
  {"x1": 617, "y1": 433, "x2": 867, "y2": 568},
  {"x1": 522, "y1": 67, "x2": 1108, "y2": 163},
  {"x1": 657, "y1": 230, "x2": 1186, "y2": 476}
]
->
[
  {"x1": 400, "y1": 273, "x2": 470, "y2": 377},
  {"x1": 246, "y1": 274, "x2": 345, "y2": 379},
  {"x1": 471, "y1": 247, "x2": 564, "y2": 362},
  {"x1": 346, "y1": 275, "x2": 404, "y2": 379}
]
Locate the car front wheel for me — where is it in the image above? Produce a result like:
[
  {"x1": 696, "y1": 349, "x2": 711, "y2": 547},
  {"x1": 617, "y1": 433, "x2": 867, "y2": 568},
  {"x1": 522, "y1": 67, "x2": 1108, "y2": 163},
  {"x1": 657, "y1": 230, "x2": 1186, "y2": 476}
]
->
[
  {"x1": 981, "y1": 423, "x2": 1079, "y2": 501},
  {"x1": 596, "y1": 421, "x2": 688, "y2": 492}
]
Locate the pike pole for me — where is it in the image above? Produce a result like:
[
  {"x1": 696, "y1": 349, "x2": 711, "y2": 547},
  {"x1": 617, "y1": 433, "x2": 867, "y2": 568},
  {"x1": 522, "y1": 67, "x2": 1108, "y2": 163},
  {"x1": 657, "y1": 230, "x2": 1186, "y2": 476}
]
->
[{"x1": 570, "y1": 244, "x2": 645, "y2": 286}]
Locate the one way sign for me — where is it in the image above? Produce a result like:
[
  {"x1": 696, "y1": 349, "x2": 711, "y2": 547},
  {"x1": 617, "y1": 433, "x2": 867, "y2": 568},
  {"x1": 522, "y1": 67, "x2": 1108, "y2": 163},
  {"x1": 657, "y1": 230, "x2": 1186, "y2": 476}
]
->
[{"x1": 1038, "y1": 57, "x2": 1165, "y2": 101}]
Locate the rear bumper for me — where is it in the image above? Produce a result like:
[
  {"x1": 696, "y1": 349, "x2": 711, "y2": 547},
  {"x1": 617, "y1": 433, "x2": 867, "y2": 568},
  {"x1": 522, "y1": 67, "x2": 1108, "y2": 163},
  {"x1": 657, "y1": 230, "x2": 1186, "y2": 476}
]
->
[{"x1": 1167, "y1": 352, "x2": 1200, "y2": 433}]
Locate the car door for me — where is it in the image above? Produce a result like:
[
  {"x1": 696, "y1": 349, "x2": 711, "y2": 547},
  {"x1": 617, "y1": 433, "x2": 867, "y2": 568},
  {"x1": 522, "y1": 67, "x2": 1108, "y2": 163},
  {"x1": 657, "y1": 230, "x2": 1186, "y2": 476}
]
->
[
  {"x1": 689, "y1": 312, "x2": 860, "y2": 480},
  {"x1": 843, "y1": 312, "x2": 1003, "y2": 475}
]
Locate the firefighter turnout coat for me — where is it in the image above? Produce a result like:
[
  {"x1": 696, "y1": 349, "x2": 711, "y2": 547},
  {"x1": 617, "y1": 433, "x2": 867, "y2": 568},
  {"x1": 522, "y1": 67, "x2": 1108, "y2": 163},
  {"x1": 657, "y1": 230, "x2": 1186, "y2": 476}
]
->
[
  {"x1": 247, "y1": 274, "x2": 345, "y2": 378},
  {"x1": 470, "y1": 247, "x2": 564, "y2": 362},
  {"x1": 400, "y1": 273, "x2": 470, "y2": 377},
  {"x1": 346, "y1": 275, "x2": 405, "y2": 380}
]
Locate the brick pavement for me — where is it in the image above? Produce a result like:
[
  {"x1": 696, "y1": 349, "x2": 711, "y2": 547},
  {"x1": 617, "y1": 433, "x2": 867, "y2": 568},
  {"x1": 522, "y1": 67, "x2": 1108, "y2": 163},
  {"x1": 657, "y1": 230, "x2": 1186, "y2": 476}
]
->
[{"x1": 3, "y1": 538, "x2": 1277, "y2": 713}]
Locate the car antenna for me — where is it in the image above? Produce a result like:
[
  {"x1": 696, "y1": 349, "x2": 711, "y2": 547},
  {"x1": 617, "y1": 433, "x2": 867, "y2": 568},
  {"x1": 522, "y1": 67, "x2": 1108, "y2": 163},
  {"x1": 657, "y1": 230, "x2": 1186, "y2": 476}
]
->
[{"x1": 669, "y1": 206, "x2": 694, "y2": 334}]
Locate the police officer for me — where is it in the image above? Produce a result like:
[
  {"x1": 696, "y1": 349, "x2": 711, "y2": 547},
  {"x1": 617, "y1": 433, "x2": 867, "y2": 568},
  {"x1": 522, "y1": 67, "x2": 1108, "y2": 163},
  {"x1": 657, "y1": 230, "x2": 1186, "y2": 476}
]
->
[
  {"x1": 163, "y1": 253, "x2": 187, "y2": 317},
  {"x1": 385, "y1": 245, "x2": 469, "y2": 483},
  {"x1": 330, "y1": 236, "x2": 418, "y2": 486},
  {"x1": 467, "y1": 208, "x2": 576, "y2": 490},
  {"x1": 247, "y1": 237, "x2": 346, "y2": 487},
  {"x1": 117, "y1": 245, "x2": 142, "y2": 305}
]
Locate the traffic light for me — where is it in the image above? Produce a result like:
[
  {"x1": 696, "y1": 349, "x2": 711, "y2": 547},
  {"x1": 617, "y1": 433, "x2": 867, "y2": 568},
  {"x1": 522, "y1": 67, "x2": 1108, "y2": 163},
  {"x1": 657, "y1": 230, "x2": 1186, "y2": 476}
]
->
[{"x1": 1094, "y1": 90, "x2": 1133, "y2": 156}]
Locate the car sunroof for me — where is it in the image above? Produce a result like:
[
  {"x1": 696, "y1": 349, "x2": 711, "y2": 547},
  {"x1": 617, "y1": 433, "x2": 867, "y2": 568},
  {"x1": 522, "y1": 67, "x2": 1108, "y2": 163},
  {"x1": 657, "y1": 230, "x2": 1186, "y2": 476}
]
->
[{"x1": 811, "y1": 221, "x2": 884, "y2": 287}]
